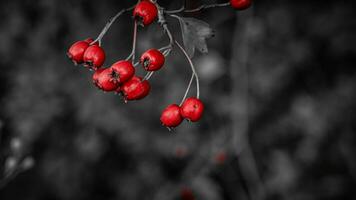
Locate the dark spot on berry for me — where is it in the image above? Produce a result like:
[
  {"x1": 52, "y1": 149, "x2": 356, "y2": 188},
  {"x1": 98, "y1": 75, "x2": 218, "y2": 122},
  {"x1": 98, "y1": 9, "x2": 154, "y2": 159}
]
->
[
  {"x1": 134, "y1": 16, "x2": 144, "y2": 27},
  {"x1": 84, "y1": 61, "x2": 93, "y2": 67},
  {"x1": 143, "y1": 58, "x2": 150, "y2": 69}
]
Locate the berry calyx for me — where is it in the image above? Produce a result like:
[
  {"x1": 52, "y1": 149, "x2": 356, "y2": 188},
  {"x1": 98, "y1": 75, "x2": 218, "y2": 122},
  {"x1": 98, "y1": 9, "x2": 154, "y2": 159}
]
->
[
  {"x1": 121, "y1": 76, "x2": 151, "y2": 101},
  {"x1": 67, "y1": 39, "x2": 92, "y2": 65},
  {"x1": 110, "y1": 60, "x2": 136, "y2": 83},
  {"x1": 140, "y1": 49, "x2": 165, "y2": 71},
  {"x1": 230, "y1": 0, "x2": 252, "y2": 10},
  {"x1": 83, "y1": 45, "x2": 106, "y2": 70},
  {"x1": 97, "y1": 68, "x2": 120, "y2": 92},
  {"x1": 180, "y1": 97, "x2": 204, "y2": 122},
  {"x1": 160, "y1": 104, "x2": 183, "y2": 128},
  {"x1": 92, "y1": 68, "x2": 105, "y2": 89},
  {"x1": 133, "y1": 0, "x2": 158, "y2": 26}
]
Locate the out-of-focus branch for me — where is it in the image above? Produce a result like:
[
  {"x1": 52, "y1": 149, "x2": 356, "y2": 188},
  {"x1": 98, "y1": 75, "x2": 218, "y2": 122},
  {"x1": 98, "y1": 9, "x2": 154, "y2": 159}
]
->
[{"x1": 229, "y1": 6, "x2": 265, "y2": 200}]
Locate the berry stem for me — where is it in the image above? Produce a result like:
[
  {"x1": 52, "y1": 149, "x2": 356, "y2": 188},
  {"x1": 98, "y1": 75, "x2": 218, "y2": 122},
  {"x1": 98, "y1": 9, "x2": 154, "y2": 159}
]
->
[
  {"x1": 155, "y1": 3, "x2": 174, "y2": 57},
  {"x1": 175, "y1": 40, "x2": 200, "y2": 99},
  {"x1": 143, "y1": 71, "x2": 154, "y2": 81},
  {"x1": 165, "y1": 1, "x2": 230, "y2": 14},
  {"x1": 91, "y1": 5, "x2": 135, "y2": 45},
  {"x1": 125, "y1": 20, "x2": 138, "y2": 63},
  {"x1": 179, "y1": 73, "x2": 195, "y2": 106}
]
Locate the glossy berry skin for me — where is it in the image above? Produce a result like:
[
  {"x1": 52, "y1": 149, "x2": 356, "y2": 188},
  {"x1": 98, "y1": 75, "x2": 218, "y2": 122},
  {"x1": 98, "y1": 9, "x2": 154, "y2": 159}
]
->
[
  {"x1": 121, "y1": 76, "x2": 151, "y2": 101},
  {"x1": 110, "y1": 61, "x2": 135, "y2": 83},
  {"x1": 92, "y1": 68, "x2": 105, "y2": 89},
  {"x1": 180, "y1": 97, "x2": 204, "y2": 122},
  {"x1": 160, "y1": 104, "x2": 183, "y2": 128},
  {"x1": 67, "y1": 40, "x2": 91, "y2": 65},
  {"x1": 133, "y1": 0, "x2": 158, "y2": 26},
  {"x1": 83, "y1": 45, "x2": 106, "y2": 70},
  {"x1": 84, "y1": 38, "x2": 94, "y2": 44},
  {"x1": 230, "y1": 0, "x2": 252, "y2": 10},
  {"x1": 97, "y1": 68, "x2": 120, "y2": 92},
  {"x1": 140, "y1": 49, "x2": 165, "y2": 71}
]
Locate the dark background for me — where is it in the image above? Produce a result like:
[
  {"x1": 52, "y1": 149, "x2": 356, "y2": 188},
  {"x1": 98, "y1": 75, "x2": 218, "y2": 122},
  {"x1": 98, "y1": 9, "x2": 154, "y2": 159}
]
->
[{"x1": 0, "y1": 0, "x2": 356, "y2": 200}]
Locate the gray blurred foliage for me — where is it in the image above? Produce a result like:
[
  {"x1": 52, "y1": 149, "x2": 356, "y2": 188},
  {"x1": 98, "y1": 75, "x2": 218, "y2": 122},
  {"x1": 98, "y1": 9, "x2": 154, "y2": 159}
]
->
[{"x1": 0, "y1": 0, "x2": 356, "y2": 200}]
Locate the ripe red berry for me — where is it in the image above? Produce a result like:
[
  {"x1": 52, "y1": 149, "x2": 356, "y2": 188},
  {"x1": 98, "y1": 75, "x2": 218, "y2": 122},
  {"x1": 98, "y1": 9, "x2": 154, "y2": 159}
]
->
[
  {"x1": 92, "y1": 68, "x2": 105, "y2": 89},
  {"x1": 83, "y1": 45, "x2": 106, "y2": 70},
  {"x1": 133, "y1": 0, "x2": 158, "y2": 26},
  {"x1": 160, "y1": 104, "x2": 183, "y2": 128},
  {"x1": 214, "y1": 151, "x2": 227, "y2": 165},
  {"x1": 180, "y1": 97, "x2": 204, "y2": 122},
  {"x1": 67, "y1": 39, "x2": 92, "y2": 65},
  {"x1": 110, "y1": 61, "x2": 135, "y2": 84},
  {"x1": 180, "y1": 187, "x2": 195, "y2": 200},
  {"x1": 84, "y1": 38, "x2": 94, "y2": 44},
  {"x1": 121, "y1": 76, "x2": 151, "y2": 101},
  {"x1": 230, "y1": 0, "x2": 252, "y2": 10},
  {"x1": 97, "y1": 68, "x2": 120, "y2": 92},
  {"x1": 140, "y1": 49, "x2": 165, "y2": 71},
  {"x1": 175, "y1": 146, "x2": 188, "y2": 158}
]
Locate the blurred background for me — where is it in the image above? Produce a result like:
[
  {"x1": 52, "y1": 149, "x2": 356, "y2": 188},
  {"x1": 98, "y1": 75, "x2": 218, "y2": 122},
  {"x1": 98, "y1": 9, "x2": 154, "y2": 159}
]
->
[{"x1": 0, "y1": 0, "x2": 356, "y2": 199}]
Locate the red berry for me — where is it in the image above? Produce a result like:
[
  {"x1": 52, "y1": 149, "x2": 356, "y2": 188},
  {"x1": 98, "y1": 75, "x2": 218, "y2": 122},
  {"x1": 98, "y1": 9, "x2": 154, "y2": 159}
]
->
[
  {"x1": 92, "y1": 68, "x2": 105, "y2": 89},
  {"x1": 214, "y1": 151, "x2": 227, "y2": 165},
  {"x1": 83, "y1": 45, "x2": 106, "y2": 70},
  {"x1": 121, "y1": 76, "x2": 151, "y2": 101},
  {"x1": 84, "y1": 38, "x2": 100, "y2": 46},
  {"x1": 180, "y1": 97, "x2": 204, "y2": 122},
  {"x1": 175, "y1": 146, "x2": 188, "y2": 158},
  {"x1": 67, "y1": 39, "x2": 91, "y2": 65},
  {"x1": 140, "y1": 49, "x2": 165, "y2": 71},
  {"x1": 160, "y1": 104, "x2": 183, "y2": 128},
  {"x1": 180, "y1": 187, "x2": 195, "y2": 200},
  {"x1": 133, "y1": 1, "x2": 158, "y2": 26},
  {"x1": 230, "y1": 0, "x2": 252, "y2": 10},
  {"x1": 97, "y1": 68, "x2": 120, "y2": 92},
  {"x1": 84, "y1": 38, "x2": 94, "y2": 44},
  {"x1": 110, "y1": 61, "x2": 135, "y2": 84}
]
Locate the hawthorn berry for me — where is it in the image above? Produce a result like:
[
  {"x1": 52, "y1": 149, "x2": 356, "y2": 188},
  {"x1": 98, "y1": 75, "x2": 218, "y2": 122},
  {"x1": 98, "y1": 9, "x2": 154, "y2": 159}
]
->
[
  {"x1": 160, "y1": 104, "x2": 183, "y2": 128},
  {"x1": 230, "y1": 0, "x2": 252, "y2": 10},
  {"x1": 140, "y1": 49, "x2": 165, "y2": 71},
  {"x1": 92, "y1": 68, "x2": 105, "y2": 89},
  {"x1": 214, "y1": 151, "x2": 227, "y2": 165},
  {"x1": 84, "y1": 38, "x2": 95, "y2": 44},
  {"x1": 175, "y1": 146, "x2": 188, "y2": 158},
  {"x1": 180, "y1": 187, "x2": 195, "y2": 200},
  {"x1": 110, "y1": 60, "x2": 135, "y2": 83},
  {"x1": 180, "y1": 97, "x2": 204, "y2": 122},
  {"x1": 67, "y1": 39, "x2": 92, "y2": 65},
  {"x1": 133, "y1": 0, "x2": 158, "y2": 26},
  {"x1": 97, "y1": 68, "x2": 120, "y2": 92},
  {"x1": 121, "y1": 76, "x2": 151, "y2": 101},
  {"x1": 83, "y1": 45, "x2": 106, "y2": 70}
]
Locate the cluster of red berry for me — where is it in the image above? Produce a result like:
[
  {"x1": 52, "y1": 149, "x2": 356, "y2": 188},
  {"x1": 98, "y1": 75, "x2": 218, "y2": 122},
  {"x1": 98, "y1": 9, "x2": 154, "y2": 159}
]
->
[{"x1": 67, "y1": 0, "x2": 251, "y2": 130}]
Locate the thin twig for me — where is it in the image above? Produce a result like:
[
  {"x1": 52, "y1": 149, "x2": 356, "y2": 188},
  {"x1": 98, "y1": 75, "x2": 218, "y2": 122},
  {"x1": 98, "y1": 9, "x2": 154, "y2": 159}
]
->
[
  {"x1": 180, "y1": 73, "x2": 195, "y2": 106},
  {"x1": 151, "y1": 3, "x2": 175, "y2": 56},
  {"x1": 175, "y1": 40, "x2": 200, "y2": 99},
  {"x1": 230, "y1": 8, "x2": 265, "y2": 200},
  {"x1": 91, "y1": 5, "x2": 136, "y2": 45},
  {"x1": 143, "y1": 71, "x2": 154, "y2": 81},
  {"x1": 165, "y1": 2, "x2": 230, "y2": 14},
  {"x1": 125, "y1": 21, "x2": 138, "y2": 63}
]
